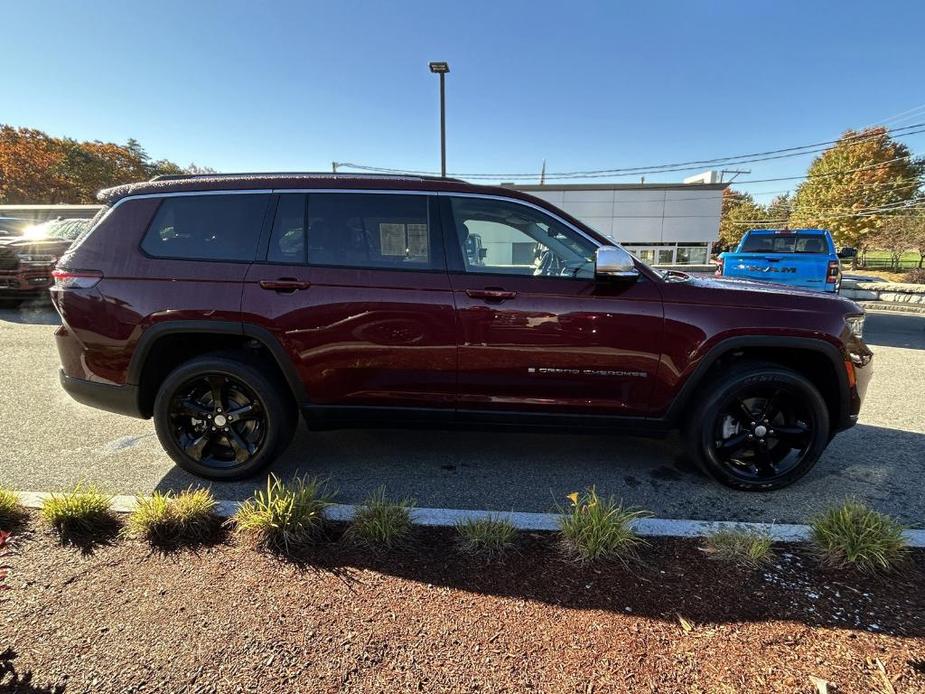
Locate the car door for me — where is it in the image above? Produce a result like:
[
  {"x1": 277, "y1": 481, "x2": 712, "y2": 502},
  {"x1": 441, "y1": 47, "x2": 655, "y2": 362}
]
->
[
  {"x1": 442, "y1": 194, "x2": 664, "y2": 417},
  {"x1": 242, "y1": 191, "x2": 457, "y2": 417}
]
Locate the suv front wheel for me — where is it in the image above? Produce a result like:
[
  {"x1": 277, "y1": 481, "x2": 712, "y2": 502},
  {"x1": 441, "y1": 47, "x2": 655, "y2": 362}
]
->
[
  {"x1": 683, "y1": 363, "x2": 830, "y2": 491},
  {"x1": 153, "y1": 354, "x2": 296, "y2": 480}
]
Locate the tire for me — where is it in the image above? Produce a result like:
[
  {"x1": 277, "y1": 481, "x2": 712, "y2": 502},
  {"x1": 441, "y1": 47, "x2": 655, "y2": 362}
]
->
[
  {"x1": 682, "y1": 362, "x2": 830, "y2": 491},
  {"x1": 153, "y1": 353, "x2": 297, "y2": 480}
]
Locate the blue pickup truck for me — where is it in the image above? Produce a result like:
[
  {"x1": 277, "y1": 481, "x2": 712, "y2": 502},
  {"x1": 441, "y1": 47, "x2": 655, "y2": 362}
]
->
[{"x1": 716, "y1": 228, "x2": 842, "y2": 293}]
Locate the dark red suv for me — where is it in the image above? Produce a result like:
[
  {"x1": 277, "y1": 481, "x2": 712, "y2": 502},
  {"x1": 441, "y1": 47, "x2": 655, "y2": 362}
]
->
[{"x1": 51, "y1": 173, "x2": 872, "y2": 490}]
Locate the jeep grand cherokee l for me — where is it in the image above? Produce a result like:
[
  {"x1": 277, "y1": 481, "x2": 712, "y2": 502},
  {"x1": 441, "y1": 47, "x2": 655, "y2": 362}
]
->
[{"x1": 50, "y1": 173, "x2": 872, "y2": 490}]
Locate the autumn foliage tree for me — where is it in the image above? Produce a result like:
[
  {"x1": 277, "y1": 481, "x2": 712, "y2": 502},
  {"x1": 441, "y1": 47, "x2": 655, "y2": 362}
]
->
[
  {"x1": 0, "y1": 125, "x2": 208, "y2": 204},
  {"x1": 790, "y1": 127, "x2": 924, "y2": 251},
  {"x1": 717, "y1": 189, "x2": 777, "y2": 250}
]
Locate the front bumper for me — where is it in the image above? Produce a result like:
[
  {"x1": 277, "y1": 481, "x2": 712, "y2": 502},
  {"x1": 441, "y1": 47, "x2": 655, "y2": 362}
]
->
[
  {"x1": 59, "y1": 370, "x2": 146, "y2": 419},
  {"x1": 0, "y1": 269, "x2": 53, "y2": 293}
]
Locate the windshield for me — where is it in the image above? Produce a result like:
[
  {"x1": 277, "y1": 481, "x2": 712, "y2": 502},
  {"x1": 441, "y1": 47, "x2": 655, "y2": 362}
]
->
[
  {"x1": 0, "y1": 218, "x2": 32, "y2": 237},
  {"x1": 740, "y1": 233, "x2": 829, "y2": 254}
]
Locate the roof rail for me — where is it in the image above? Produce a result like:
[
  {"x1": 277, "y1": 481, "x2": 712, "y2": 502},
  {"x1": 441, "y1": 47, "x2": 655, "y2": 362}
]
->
[{"x1": 150, "y1": 171, "x2": 466, "y2": 183}]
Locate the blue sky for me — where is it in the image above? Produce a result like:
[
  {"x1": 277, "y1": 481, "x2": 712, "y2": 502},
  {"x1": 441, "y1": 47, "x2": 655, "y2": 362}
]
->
[{"x1": 4, "y1": 0, "x2": 925, "y2": 199}]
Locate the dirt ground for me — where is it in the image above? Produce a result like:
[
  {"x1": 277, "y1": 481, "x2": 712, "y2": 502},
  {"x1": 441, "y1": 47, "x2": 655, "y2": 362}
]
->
[{"x1": 2, "y1": 515, "x2": 924, "y2": 694}]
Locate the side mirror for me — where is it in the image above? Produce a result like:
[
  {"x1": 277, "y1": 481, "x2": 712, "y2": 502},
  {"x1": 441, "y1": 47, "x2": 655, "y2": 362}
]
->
[
  {"x1": 595, "y1": 246, "x2": 639, "y2": 280},
  {"x1": 837, "y1": 247, "x2": 857, "y2": 259}
]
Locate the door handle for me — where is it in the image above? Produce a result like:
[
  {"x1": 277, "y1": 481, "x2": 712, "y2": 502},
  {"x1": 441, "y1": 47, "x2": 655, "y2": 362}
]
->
[
  {"x1": 259, "y1": 279, "x2": 311, "y2": 293},
  {"x1": 466, "y1": 288, "x2": 517, "y2": 302}
]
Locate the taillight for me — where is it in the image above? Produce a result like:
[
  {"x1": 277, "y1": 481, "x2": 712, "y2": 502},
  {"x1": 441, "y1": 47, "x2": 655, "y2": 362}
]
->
[
  {"x1": 52, "y1": 269, "x2": 103, "y2": 289},
  {"x1": 826, "y1": 260, "x2": 839, "y2": 283}
]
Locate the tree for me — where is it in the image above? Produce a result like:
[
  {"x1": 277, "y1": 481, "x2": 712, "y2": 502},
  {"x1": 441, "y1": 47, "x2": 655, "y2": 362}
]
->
[
  {"x1": 765, "y1": 193, "x2": 792, "y2": 224},
  {"x1": 0, "y1": 126, "x2": 69, "y2": 203},
  {"x1": 0, "y1": 125, "x2": 205, "y2": 203},
  {"x1": 869, "y1": 219, "x2": 913, "y2": 270},
  {"x1": 790, "y1": 127, "x2": 925, "y2": 252},
  {"x1": 185, "y1": 163, "x2": 217, "y2": 175},
  {"x1": 717, "y1": 188, "x2": 774, "y2": 251}
]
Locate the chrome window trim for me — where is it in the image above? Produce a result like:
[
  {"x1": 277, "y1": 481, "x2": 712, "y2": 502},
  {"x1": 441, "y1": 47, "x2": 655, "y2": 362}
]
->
[{"x1": 435, "y1": 191, "x2": 606, "y2": 250}]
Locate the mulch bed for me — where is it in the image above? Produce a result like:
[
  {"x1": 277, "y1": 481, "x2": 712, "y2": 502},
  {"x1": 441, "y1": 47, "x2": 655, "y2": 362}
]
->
[{"x1": 2, "y1": 513, "x2": 924, "y2": 693}]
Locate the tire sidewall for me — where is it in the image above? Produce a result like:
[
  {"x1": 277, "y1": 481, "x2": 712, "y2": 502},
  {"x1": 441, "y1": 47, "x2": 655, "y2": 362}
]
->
[
  {"x1": 693, "y1": 368, "x2": 830, "y2": 491},
  {"x1": 153, "y1": 356, "x2": 293, "y2": 480}
]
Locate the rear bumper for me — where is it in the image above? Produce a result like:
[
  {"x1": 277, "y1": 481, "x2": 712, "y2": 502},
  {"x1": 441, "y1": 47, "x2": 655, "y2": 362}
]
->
[{"x1": 59, "y1": 370, "x2": 146, "y2": 419}]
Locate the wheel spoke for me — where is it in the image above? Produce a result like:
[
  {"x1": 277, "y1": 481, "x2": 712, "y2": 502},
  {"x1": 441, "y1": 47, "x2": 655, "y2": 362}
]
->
[
  {"x1": 225, "y1": 428, "x2": 255, "y2": 464},
  {"x1": 773, "y1": 423, "x2": 811, "y2": 445},
  {"x1": 175, "y1": 398, "x2": 211, "y2": 419},
  {"x1": 760, "y1": 389, "x2": 783, "y2": 422},
  {"x1": 206, "y1": 375, "x2": 226, "y2": 411},
  {"x1": 226, "y1": 403, "x2": 259, "y2": 421},
  {"x1": 753, "y1": 447, "x2": 776, "y2": 477},
  {"x1": 716, "y1": 431, "x2": 749, "y2": 455},
  {"x1": 184, "y1": 433, "x2": 210, "y2": 461},
  {"x1": 734, "y1": 399, "x2": 755, "y2": 425}
]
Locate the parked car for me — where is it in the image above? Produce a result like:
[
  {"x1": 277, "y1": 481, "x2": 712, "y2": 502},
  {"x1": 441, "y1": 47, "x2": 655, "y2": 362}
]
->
[
  {"x1": 0, "y1": 217, "x2": 32, "y2": 237},
  {"x1": 50, "y1": 174, "x2": 872, "y2": 490},
  {"x1": 0, "y1": 218, "x2": 89, "y2": 302},
  {"x1": 715, "y1": 228, "x2": 842, "y2": 293}
]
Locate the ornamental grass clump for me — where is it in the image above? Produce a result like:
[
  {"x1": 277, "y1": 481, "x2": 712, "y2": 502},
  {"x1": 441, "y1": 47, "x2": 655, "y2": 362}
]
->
[
  {"x1": 41, "y1": 483, "x2": 115, "y2": 539},
  {"x1": 558, "y1": 487, "x2": 649, "y2": 564},
  {"x1": 810, "y1": 500, "x2": 907, "y2": 574},
  {"x1": 0, "y1": 487, "x2": 25, "y2": 530},
  {"x1": 345, "y1": 487, "x2": 413, "y2": 550},
  {"x1": 232, "y1": 474, "x2": 334, "y2": 553},
  {"x1": 456, "y1": 515, "x2": 518, "y2": 560},
  {"x1": 703, "y1": 528, "x2": 775, "y2": 569},
  {"x1": 128, "y1": 488, "x2": 218, "y2": 544}
]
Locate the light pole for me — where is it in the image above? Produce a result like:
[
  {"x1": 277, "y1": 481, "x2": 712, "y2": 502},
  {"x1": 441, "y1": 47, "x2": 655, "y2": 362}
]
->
[{"x1": 428, "y1": 61, "x2": 449, "y2": 177}]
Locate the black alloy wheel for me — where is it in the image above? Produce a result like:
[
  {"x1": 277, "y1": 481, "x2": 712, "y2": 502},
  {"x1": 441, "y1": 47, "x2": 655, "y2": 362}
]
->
[
  {"x1": 167, "y1": 373, "x2": 267, "y2": 469},
  {"x1": 686, "y1": 364, "x2": 830, "y2": 490},
  {"x1": 153, "y1": 354, "x2": 296, "y2": 480},
  {"x1": 711, "y1": 384, "x2": 814, "y2": 481}
]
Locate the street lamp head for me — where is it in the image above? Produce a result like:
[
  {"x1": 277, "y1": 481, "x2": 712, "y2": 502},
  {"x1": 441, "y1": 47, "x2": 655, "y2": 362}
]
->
[{"x1": 428, "y1": 61, "x2": 450, "y2": 74}]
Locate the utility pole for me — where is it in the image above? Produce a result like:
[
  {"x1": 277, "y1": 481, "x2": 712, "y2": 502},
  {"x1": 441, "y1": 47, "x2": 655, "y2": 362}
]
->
[
  {"x1": 540, "y1": 159, "x2": 546, "y2": 185},
  {"x1": 428, "y1": 62, "x2": 450, "y2": 177},
  {"x1": 719, "y1": 169, "x2": 750, "y2": 183},
  {"x1": 332, "y1": 162, "x2": 338, "y2": 173}
]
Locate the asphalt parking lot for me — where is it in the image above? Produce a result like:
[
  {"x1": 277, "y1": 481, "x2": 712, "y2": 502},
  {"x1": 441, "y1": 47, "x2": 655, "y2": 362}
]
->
[{"x1": 1, "y1": 301, "x2": 923, "y2": 526}]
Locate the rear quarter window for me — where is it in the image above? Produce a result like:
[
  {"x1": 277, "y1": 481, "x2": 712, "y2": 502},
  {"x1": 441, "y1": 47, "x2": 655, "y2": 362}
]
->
[
  {"x1": 740, "y1": 233, "x2": 829, "y2": 254},
  {"x1": 141, "y1": 194, "x2": 270, "y2": 262}
]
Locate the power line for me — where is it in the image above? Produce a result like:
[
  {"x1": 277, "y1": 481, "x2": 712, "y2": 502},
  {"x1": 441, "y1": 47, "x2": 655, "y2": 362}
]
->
[{"x1": 338, "y1": 122, "x2": 925, "y2": 180}]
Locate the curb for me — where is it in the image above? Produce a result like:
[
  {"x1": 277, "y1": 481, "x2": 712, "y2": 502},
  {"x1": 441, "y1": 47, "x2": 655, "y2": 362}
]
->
[
  {"x1": 857, "y1": 301, "x2": 925, "y2": 316},
  {"x1": 15, "y1": 491, "x2": 925, "y2": 547}
]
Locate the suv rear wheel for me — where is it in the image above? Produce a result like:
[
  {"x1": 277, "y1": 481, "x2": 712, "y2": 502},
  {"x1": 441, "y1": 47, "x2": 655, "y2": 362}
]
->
[
  {"x1": 683, "y1": 363, "x2": 830, "y2": 491},
  {"x1": 153, "y1": 354, "x2": 296, "y2": 480}
]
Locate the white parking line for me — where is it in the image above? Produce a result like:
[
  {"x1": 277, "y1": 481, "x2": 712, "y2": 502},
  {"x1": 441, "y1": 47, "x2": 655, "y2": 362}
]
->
[{"x1": 15, "y1": 491, "x2": 925, "y2": 547}]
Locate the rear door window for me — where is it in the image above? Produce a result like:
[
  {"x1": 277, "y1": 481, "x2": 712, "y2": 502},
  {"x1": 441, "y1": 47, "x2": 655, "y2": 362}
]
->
[
  {"x1": 142, "y1": 194, "x2": 270, "y2": 262},
  {"x1": 267, "y1": 194, "x2": 307, "y2": 264},
  {"x1": 306, "y1": 193, "x2": 438, "y2": 270}
]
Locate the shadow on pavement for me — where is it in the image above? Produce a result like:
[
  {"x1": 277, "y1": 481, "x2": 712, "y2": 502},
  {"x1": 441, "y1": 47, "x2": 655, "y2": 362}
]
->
[
  {"x1": 0, "y1": 299, "x2": 59, "y2": 326},
  {"x1": 153, "y1": 422, "x2": 925, "y2": 526}
]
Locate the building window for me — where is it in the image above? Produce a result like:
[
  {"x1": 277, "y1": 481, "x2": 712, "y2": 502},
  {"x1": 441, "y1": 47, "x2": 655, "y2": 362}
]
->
[{"x1": 676, "y1": 246, "x2": 708, "y2": 265}]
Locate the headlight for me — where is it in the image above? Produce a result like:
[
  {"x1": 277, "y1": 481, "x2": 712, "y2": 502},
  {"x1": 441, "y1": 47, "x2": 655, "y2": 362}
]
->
[
  {"x1": 15, "y1": 252, "x2": 57, "y2": 265},
  {"x1": 845, "y1": 314, "x2": 864, "y2": 339}
]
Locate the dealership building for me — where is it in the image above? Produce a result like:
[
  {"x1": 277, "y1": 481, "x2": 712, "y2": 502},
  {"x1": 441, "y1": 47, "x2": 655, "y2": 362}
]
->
[{"x1": 511, "y1": 173, "x2": 728, "y2": 265}]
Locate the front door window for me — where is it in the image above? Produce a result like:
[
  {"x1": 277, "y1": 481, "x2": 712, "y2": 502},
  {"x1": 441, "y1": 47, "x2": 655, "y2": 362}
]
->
[{"x1": 449, "y1": 197, "x2": 596, "y2": 279}]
